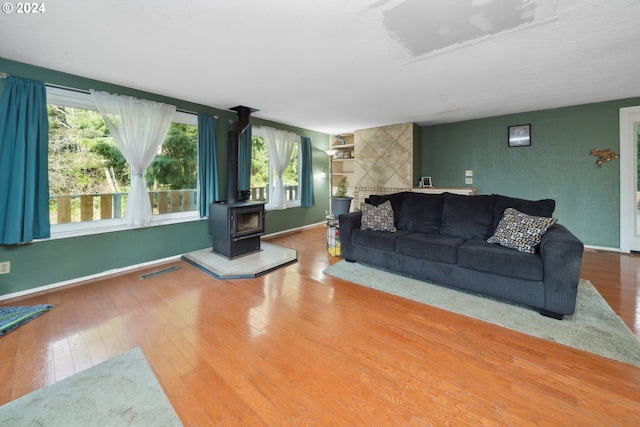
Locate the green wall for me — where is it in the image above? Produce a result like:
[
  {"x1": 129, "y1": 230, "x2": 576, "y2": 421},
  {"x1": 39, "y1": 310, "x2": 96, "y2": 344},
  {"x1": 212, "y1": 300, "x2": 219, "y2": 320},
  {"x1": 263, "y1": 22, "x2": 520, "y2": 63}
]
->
[
  {"x1": 422, "y1": 98, "x2": 640, "y2": 249},
  {"x1": 0, "y1": 57, "x2": 330, "y2": 297},
  {"x1": 4, "y1": 54, "x2": 635, "y2": 295}
]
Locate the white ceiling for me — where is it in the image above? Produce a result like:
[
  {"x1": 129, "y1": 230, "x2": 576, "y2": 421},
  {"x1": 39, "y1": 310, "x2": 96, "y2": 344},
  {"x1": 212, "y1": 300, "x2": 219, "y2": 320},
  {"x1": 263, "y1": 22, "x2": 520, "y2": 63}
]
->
[{"x1": 1, "y1": 0, "x2": 639, "y2": 135}]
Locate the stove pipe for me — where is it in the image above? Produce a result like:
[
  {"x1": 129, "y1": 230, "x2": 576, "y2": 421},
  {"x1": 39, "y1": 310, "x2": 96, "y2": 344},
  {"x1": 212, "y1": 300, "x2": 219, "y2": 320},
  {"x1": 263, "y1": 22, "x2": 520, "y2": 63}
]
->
[{"x1": 227, "y1": 106, "x2": 255, "y2": 204}]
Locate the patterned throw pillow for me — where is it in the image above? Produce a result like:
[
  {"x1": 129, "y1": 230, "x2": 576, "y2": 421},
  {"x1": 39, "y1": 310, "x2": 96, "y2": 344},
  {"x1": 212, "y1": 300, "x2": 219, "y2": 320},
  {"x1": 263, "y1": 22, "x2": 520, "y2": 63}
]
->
[
  {"x1": 487, "y1": 208, "x2": 556, "y2": 254},
  {"x1": 361, "y1": 200, "x2": 397, "y2": 232}
]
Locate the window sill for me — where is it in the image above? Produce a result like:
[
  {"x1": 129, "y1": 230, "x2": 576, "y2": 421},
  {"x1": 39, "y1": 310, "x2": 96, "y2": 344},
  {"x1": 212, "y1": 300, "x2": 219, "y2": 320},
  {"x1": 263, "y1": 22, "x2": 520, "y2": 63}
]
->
[
  {"x1": 265, "y1": 201, "x2": 301, "y2": 211},
  {"x1": 43, "y1": 212, "x2": 202, "y2": 241}
]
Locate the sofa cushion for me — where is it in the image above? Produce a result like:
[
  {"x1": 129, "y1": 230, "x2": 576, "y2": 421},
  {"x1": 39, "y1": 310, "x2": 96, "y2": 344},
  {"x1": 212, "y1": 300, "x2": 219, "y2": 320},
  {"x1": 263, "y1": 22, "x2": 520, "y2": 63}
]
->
[
  {"x1": 368, "y1": 192, "x2": 408, "y2": 226},
  {"x1": 439, "y1": 193, "x2": 495, "y2": 240},
  {"x1": 361, "y1": 200, "x2": 397, "y2": 232},
  {"x1": 488, "y1": 208, "x2": 557, "y2": 254},
  {"x1": 396, "y1": 192, "x2": 443, "y2": 233},
  {"x1": 352, "y1": 229, "x2": 412, "y2": 251},
  {"x1": 458, "y1": 239, "x2": 544, "y2": 281},
  {"x1": 396, "y1": 233, "x2": 464, "y2": 264},
  {"x1": 492, "y1": 195, "x2": 555, "y2": 232}
]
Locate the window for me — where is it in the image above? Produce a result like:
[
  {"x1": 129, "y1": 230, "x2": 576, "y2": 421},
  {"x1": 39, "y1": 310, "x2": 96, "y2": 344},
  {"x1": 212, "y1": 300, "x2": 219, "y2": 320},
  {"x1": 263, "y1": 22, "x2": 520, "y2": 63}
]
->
[
  {"x1": 250, "y1": 133, "x2": 300, "y2": 208},
  {"x1": 46, "y1": 87, "x2": 198, "y2": 234}
]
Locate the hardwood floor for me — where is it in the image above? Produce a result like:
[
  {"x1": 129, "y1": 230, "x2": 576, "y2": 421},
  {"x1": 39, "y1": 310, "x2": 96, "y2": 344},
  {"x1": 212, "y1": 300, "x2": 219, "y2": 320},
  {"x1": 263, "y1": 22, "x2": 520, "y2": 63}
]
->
[
  {"x1": 0, "y1": 226, "x2": 639, "y2": 426},
  {"x1": 581, "y1": 248, "x2": 640, "y2": 338}
]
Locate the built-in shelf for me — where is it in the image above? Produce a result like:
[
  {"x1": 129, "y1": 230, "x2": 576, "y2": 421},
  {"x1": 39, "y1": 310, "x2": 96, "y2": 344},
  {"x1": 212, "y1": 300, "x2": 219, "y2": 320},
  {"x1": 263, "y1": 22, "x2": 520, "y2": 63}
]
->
[{"x1": 329, "y1": 134, "x2": 355, "y2": 192}]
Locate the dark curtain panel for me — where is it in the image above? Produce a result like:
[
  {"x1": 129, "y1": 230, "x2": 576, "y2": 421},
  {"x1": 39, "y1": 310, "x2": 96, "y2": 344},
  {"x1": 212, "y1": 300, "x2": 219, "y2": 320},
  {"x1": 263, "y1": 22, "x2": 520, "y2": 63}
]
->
[
  {"x1": 238, "y1": 125, "x2": 252, "y2": 196},
  {"x1": 300, "y1": 136, "x2": 315, "y2": 207},
  {"x1": 197, "y1": 114, "x2": 218, "y2": 217},
  {"x1": 0, "y1": 77, "x2": 50, "y2": 244}
]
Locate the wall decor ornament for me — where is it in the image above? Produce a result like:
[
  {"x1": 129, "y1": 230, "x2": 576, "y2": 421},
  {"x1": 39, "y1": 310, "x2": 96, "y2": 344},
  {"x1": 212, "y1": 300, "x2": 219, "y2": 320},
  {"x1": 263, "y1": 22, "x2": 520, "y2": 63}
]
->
[
  {"x1": 589, "y1": 148, "x2": 619, "y2": 167},
  {"x1": 508, "y1": 124, "x2": 531, "y2": 147}
]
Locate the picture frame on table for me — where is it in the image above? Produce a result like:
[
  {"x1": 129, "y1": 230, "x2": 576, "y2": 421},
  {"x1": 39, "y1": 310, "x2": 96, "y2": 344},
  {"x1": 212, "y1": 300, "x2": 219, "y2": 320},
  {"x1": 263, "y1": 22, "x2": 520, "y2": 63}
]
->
[
  {"x1": 508, "y1": 124, "x2": 531, "y2": 147},
  {"x1": 421, "y1": 176, "x2": 433, "y2": 188}
]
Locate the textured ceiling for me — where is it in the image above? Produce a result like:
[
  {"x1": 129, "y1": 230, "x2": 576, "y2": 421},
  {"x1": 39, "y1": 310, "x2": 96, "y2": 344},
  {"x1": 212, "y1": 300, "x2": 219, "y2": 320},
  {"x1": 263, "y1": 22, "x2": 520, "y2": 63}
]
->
[{"x1": 0, "y1": 0, "x2": 639, "y2": 134}]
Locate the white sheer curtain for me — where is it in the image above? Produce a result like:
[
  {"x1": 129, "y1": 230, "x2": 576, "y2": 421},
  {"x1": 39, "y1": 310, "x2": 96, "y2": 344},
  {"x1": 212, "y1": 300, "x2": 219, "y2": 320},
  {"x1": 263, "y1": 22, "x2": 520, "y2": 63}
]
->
[
  {"x1": 90, "y1": 90, "x2": 176, "y2": 226},
  {"x1": 254, "y1": 126, "x2": 300, "y2": 210}
]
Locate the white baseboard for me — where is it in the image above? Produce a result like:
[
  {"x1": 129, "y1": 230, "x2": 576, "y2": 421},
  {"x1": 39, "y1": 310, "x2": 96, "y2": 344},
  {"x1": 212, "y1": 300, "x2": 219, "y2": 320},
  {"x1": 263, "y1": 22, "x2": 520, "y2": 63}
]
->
[
  {"x1": 0, "y1": 221, "x2": 325, "y2": 302},
  {"x1": 263, "y1": 221, "x2": 325, "y2": 238},
  {"x1": 584, "y1": 244, "x2": 621, "y2": 253},
  {"x1": 0, "y1": 255, "x2": 181, "y2": 302}
]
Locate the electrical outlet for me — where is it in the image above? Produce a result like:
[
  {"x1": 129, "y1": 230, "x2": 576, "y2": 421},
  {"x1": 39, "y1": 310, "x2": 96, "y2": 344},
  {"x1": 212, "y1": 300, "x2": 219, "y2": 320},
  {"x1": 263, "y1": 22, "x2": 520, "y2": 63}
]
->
[
  {"x1": 465, "y1": 177, "x2": 473, "y2": 185},
  {"x1": 465, "y1": 170, "x2": 473, "y2": 177},
  {"x1": 0, "y1": 261, "x2": 10, "y2": 274}
]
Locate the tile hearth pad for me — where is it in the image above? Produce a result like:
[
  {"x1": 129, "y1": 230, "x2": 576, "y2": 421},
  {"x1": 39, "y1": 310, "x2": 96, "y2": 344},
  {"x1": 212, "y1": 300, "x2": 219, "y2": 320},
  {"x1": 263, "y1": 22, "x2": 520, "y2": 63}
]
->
[{"x1": 182, "y1": 242, "x2": 297, "y2": 279}]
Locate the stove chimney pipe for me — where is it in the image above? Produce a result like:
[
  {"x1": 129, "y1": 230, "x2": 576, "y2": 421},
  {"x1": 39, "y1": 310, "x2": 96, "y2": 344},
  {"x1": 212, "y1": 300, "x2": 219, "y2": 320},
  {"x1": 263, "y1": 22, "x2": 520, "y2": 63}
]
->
[{"x1": 227, "y1": 106, "x2": 256, "y2": 204}]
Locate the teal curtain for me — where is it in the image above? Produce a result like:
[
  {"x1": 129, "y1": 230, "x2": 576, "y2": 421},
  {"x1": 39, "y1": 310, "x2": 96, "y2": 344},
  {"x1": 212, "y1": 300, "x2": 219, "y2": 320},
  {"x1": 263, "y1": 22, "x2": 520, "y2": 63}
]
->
[
  {"x1": 300, "y1": 136, "x2": 315, "y2": 207},
  {"x1": 197, "y1": 114, "x2": 218, "y2": 217},
  {"x1": 238, "y1": 125, "x2": 252, "y2": 196},
  {"x1": 0, "y1": 77, "x2": 50, "y2": 244}
]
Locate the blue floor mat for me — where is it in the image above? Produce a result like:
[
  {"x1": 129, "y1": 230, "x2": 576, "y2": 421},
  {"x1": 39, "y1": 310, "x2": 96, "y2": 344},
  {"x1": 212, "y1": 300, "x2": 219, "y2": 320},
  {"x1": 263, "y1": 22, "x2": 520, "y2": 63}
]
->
[{"x1": 0, "y1": 304, "x2": 54, "y2": 336}]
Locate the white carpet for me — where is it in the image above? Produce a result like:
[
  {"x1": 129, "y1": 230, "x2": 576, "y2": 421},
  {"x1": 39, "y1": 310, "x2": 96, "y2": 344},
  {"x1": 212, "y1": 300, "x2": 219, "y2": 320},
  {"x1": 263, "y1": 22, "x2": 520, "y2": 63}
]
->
[
  {"x1": 182, "y1": 242, "x2": 297, "y2": 279},
  {"x1": 323, "y1": 261, "x2": 640, "y2": 367},
  {"x1": 0, "y1": 347, "x2": 183, "y2": 426}
]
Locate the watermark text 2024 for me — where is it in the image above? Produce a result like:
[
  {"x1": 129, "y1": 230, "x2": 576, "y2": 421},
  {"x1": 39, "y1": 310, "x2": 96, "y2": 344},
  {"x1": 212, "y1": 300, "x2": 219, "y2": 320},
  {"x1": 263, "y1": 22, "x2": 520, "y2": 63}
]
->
[{"x1": 2, "y1": 3, "x2": 46, "y2": 14}]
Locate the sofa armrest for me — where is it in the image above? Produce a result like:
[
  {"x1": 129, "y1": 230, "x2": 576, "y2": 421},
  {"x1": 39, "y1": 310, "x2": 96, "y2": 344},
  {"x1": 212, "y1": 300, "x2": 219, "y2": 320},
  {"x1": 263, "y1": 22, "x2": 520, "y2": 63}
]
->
[
  {"x1": 338, "y1": 212, "x2": 362, "y2": 260},
  {"x1": 538, "y1": 224, "x2": 584, "y2": 315}
]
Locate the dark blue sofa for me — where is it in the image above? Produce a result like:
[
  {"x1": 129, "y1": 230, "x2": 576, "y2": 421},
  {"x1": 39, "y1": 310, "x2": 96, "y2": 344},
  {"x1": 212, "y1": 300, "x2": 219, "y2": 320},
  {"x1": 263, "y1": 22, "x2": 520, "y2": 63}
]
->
[{"x1": 339, "y1": 192, "x2": 584, "y2": 319}]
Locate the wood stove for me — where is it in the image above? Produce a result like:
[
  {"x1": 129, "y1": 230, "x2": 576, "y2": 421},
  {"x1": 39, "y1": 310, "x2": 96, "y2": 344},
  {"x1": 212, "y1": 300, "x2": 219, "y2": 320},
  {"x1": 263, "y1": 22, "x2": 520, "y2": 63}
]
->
[
  {"x1": 209, "y1": 201, "x2": 265, "y2": 259},
  {"x1": 209, "y1": 105, "x2": 266, "y2": 259}
]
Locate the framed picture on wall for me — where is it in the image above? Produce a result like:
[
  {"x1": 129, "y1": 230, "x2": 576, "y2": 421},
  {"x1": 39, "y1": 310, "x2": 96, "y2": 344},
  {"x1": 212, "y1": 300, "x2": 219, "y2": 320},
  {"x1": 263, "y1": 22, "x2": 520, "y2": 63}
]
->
[{"x1": 508, "y1": 124, "x2": 531, "y2": 147}]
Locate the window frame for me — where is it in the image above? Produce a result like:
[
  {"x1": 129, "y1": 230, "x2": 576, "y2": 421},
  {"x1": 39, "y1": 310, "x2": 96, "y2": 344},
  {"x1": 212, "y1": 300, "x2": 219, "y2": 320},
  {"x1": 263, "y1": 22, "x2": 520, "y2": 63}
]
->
[{"x1": 46, "y1": 87, "x2": 200, "y2": 240}]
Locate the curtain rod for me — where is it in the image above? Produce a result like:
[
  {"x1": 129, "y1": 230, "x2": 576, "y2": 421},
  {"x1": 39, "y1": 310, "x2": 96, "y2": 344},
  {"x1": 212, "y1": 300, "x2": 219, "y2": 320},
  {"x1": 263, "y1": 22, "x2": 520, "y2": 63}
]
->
[
  {"x1": 0, "y1": 72, "x2": 220, "y2": 118},
  {"x1": 47, "y1": 82, "x2": 90, "y2": 94}
]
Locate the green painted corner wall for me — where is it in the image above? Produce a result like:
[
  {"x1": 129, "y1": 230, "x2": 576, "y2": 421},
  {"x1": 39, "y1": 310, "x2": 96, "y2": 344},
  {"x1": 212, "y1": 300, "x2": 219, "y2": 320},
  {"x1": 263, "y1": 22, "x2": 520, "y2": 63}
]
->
[
  {"x1": 0, "y1": 57, "x2": 330, "y2": 297},
  {"x1": 421, "y1": 98, "x2": 640, "y2": 249}
]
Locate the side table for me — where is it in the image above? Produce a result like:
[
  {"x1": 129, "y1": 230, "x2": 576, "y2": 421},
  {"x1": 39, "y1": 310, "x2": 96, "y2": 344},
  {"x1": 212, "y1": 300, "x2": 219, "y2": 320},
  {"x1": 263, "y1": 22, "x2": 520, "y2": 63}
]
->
[{"x1": 326, "y1": 215, "x2": 341, "y2": 256}]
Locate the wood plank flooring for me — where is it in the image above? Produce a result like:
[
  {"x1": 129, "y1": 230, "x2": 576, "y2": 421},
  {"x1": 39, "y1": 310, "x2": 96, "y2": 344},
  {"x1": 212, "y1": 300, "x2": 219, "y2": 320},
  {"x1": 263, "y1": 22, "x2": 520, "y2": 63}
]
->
[{"x1": 0, "y1": 226, "x2": 639, "y2": 425}]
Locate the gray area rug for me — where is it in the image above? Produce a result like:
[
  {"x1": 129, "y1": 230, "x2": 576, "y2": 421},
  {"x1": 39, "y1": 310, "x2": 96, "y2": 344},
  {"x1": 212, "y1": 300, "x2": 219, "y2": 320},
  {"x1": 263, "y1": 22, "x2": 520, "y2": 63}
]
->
[
  {"x1": 0, "y1": 347, "x2": 183, "y2": 427},
  {"x1": 324, "y1": 261, "x2": 640, "y2": 367},
  {"x1": 182, "y1": 241, "x2": 297, "y2": 279}
]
